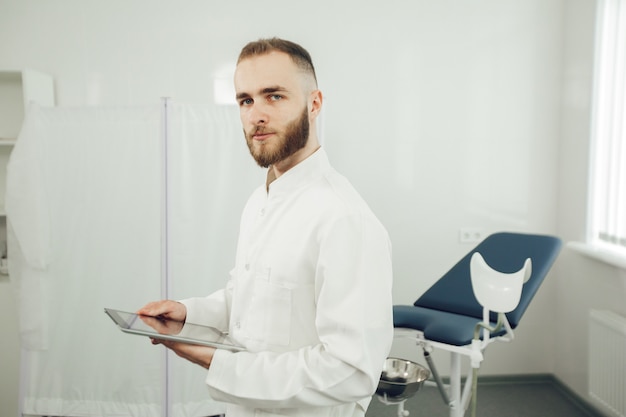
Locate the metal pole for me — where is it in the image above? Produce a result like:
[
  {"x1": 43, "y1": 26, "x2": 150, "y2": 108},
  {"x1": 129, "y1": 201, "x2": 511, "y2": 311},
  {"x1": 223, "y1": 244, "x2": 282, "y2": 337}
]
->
[{"x1": 160, "y1": 96, "x2": 171, "y2": 417}]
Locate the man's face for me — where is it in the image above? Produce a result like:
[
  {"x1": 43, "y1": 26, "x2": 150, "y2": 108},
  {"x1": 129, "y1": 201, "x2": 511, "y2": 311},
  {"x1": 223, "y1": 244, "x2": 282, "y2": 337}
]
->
[{"x1": 234, "y1": 51, "x2": 312, "y2": 168}]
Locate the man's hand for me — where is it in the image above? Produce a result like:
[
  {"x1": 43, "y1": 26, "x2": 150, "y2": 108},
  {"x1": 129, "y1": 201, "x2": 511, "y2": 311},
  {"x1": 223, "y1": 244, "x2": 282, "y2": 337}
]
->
[
  {"x1": 151, "y1": 339, "x2": 216, "y2": 369},
  {"x1": 138, "y1": 300, "x2": 215, "y2": 369},
  {"x1": 137, "y1": 300, "x2": 187, "y2": 322},
  {"x1": 139, "y1": 314, "x2": 184, "y2": 336}
]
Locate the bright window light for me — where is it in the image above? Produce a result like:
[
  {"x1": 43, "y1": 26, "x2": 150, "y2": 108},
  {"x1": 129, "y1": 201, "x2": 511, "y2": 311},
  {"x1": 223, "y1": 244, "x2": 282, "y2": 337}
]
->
[
  {"x1": 213, "y1": 63, "x2": 237, "y2": 106},
  {"x1": 589, "y1": 0, "x2": 626, "y2": 256},
  {"x1": 214, "y1": 77, "x2": 236, "y2": 106}
]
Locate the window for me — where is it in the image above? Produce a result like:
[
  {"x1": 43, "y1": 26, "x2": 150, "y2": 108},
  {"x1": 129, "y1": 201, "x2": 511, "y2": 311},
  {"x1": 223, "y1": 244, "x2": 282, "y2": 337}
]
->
[{"x1": 588, "y1": 0, "x2": 626, "y2": 258}]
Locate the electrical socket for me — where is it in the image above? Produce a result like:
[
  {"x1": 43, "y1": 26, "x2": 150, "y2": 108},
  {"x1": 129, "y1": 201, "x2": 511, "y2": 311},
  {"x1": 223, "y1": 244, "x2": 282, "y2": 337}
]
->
[{"x1": 459, "y1": 228, "x2": 484, "y2": 243}]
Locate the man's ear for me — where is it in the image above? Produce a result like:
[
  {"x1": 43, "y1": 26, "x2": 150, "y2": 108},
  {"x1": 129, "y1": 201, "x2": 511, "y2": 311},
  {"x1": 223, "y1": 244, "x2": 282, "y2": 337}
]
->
[{"x1": 309, "y1": 89, "x2": 323, "y2": 118}]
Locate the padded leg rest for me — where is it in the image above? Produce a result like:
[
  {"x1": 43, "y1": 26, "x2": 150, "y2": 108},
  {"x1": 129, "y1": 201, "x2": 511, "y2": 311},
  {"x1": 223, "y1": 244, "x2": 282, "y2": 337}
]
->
[{"x1": 393, "y1": 305, "x2": 505, "y2": 346}]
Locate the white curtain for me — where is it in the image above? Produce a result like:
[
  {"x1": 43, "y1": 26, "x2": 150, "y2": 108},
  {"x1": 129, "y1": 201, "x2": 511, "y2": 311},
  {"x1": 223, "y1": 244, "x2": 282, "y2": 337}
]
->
[
  {"x1": 165, "y1": 103, "x2": 260, "y2": 416},
  {"x1": 6, "y1": 102, "x2": 260, "y2": 416}
]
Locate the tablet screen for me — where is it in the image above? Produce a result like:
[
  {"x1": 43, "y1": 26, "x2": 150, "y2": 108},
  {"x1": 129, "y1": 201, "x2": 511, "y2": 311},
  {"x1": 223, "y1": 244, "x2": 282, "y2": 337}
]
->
[{"x1": 105, "y1": 308, "x2": 244, "y2": 351}]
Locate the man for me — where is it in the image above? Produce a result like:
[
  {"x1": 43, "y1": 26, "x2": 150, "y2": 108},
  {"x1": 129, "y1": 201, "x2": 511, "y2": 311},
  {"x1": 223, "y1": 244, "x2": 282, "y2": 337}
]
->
[{"x1": 139, "y1": 37, "x2": 393, "y2": 417}]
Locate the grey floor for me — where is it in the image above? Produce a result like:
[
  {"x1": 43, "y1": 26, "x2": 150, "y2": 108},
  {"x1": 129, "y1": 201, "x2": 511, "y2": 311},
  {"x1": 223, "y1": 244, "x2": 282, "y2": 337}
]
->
[{"x1": 366, "y1": 377, "x2": 602, "y2": 417}]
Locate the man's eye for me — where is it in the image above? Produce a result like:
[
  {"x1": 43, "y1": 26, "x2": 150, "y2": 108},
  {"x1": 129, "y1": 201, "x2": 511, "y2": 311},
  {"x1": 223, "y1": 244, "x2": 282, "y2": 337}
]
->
[
  {"x1": 240, "y1": 98, "x2": 253, "y2": 106},
  {"x1": 269, "y1": 95, "x2": 282, "y2": 101}
]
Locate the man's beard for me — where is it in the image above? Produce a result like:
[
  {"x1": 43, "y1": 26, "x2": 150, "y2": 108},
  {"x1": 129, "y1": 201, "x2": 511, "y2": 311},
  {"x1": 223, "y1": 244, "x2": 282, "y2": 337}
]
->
[{"x1": 245, "y1": 106, "x2": 309, "y2": 168}]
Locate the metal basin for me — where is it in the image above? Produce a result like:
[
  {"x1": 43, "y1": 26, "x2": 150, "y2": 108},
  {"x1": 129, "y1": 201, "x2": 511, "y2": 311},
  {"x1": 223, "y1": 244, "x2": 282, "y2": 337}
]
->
[{"x1": 376, "y1": 357, "x2": 430, "y2": 404}]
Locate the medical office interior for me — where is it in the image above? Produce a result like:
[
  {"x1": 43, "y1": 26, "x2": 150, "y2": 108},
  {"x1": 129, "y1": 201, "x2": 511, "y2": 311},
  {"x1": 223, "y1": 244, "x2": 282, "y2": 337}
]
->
[{"x1": 0, "y1": 0, "x2": 625, "y2": 416}]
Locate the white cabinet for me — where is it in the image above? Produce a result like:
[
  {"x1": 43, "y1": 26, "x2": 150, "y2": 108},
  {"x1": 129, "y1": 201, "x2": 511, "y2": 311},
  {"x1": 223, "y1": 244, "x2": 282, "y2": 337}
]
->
[{"x1": 0, "y1": 69, "x2": 54, "y2": 271}]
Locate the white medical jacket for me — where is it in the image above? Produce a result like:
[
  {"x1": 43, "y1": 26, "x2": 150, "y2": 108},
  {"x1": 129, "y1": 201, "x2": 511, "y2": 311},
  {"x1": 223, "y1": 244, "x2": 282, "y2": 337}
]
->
[{"x1": 181, "y1": 148, "x2": 393, "y2": 417}]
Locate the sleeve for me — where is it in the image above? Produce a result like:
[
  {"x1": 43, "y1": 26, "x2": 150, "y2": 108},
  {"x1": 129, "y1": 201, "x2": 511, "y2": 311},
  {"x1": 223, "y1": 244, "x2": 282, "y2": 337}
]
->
[
  {"x1": 179, "y1": 274, "x2": 234, "y2": 332},
  {"x1": 203, "y1": 212, "x2": 394, "y2": 409}
]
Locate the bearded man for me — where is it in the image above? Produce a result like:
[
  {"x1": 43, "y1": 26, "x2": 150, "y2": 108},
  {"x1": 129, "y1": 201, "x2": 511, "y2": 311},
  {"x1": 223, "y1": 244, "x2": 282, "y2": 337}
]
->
[{"x1": 139, "y1": 38, "x2": 393, "y2": 417}]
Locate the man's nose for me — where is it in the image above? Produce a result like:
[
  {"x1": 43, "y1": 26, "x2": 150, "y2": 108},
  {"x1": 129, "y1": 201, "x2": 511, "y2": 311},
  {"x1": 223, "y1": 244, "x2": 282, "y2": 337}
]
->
[{"x1": 247, "y1": 102, "x2": 269, "y2": 125}]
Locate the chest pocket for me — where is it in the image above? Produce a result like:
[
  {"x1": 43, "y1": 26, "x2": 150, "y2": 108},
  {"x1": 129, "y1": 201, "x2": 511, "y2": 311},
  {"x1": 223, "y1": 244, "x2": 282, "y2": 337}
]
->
[{"x1": 242, "y1": 271, "x2": 293, "y2": 346}]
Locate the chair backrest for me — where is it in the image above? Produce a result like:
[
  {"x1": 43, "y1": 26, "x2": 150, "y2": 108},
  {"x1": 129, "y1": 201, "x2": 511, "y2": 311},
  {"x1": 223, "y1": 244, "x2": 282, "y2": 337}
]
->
[{"x1": 413, "y1": 232, "x2": 562, "y2": 327}]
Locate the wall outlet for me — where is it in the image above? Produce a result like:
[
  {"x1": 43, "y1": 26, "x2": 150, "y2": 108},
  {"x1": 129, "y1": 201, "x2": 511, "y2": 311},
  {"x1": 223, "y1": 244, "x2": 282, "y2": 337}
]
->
[{"x1": 459, "y1": 228, "x2": 484, "y2": 243}]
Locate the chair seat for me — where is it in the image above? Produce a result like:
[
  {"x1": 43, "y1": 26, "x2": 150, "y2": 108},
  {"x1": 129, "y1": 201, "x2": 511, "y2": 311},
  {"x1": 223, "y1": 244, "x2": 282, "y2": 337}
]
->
[{"x1": 393, "y1": 305, "x2": 505, "y2": 346}]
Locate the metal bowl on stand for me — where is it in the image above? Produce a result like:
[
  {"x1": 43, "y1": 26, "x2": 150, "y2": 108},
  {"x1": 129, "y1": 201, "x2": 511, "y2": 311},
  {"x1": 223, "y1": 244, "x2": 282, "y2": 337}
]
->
[{"x1": 376, "y1": 357, "x2": 430, "y2": 405}]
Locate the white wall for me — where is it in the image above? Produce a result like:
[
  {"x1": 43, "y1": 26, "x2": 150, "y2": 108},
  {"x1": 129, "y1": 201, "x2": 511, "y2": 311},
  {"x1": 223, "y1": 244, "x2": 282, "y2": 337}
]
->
[{"x1": 0, "y1": 0, "x2": 619, "y2": 415}]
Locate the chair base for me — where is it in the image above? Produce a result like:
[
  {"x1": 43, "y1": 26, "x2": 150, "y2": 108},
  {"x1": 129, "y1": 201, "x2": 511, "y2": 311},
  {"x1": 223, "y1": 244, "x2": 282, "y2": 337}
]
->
[{"x1": 393, "y1": 328, "x2": 498, "y2": 417}]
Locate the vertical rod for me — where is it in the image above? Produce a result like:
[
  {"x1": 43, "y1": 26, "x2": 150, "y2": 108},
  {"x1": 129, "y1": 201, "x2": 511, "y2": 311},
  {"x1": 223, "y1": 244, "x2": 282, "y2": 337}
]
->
[
  {"x1": 18, "y1": 349, "x2": 27, "y2": 417},
  {"x1": 449, "y1": 352, "x2": 462, "y2": 417},
  {"x1": 160, "y1": 98, "x2": 171, "y2": 303},
  {"x1": 160, "y1": 97, "x2": 171, "y2": 417},
  {"x1": 423, "y1": 349, "x2": 451, "y2": 405}
]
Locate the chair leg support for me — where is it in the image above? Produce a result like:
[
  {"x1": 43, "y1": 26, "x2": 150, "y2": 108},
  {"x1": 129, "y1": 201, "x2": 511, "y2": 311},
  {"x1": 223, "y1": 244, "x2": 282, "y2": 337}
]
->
[
  {"x1": 470, "y1": 366, "x2": 479, "y2": 417},
  {"x1": 461, "y1": 366, "x2": 475, "y2": 412},
  {"x1": 449, "y1": 353, "x2": 480, "y2": 417},
  {"x1": 422, "y1": 349, "x2": 452, "y2": 406},
  {"x1": 422, "y1": 348, "x2": 469, "y2": 417},
  {"x1": 449, "y1": 352, "x2": 463, "y2": 417}
]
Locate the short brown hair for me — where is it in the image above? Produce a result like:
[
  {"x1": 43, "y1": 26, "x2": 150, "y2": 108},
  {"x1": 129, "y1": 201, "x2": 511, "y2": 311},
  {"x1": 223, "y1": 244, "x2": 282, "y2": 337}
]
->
[{"x1": 237, "y1": 37, "x2": 317, "y2": 85}]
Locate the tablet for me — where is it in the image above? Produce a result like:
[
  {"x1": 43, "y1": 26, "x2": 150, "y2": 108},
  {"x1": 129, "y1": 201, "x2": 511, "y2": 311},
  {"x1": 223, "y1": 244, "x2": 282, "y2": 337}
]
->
[{"x1": 104, "y1": 308, "x2": 244, "y2": 352}]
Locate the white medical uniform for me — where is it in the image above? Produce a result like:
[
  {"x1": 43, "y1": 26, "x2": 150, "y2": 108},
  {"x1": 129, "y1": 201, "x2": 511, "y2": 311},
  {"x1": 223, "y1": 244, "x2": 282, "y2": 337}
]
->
[{"x1": 181, "y1": 148, "x2": 393, "y2": 417}]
